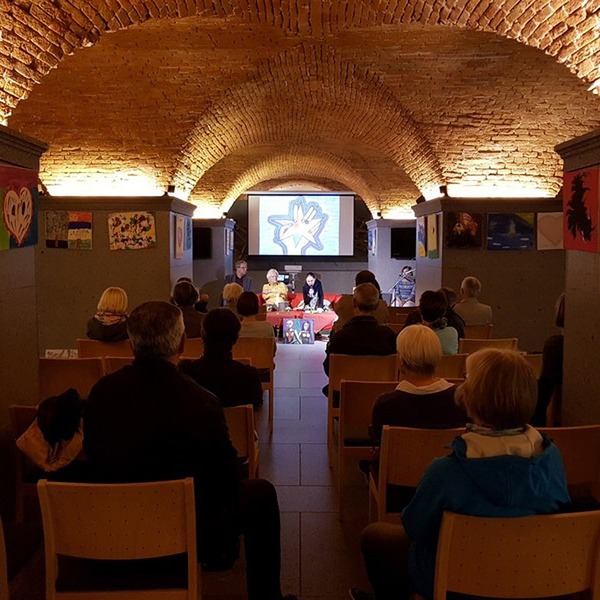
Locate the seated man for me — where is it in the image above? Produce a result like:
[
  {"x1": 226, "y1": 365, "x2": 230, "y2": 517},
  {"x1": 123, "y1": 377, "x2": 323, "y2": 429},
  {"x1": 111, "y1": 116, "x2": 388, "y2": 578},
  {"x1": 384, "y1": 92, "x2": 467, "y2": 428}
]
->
[
  {"x1": 454, "y1": 276, "x2": 493, "y2": 326},
  {"x1": 323, "y1": 283, "x2": 397, "y2": 386},
  {"x1": 351, "y1": 349, "x2": 570, "y2": 600},
  {"x1": 302, "y1": 272, "x2": 324, "y2": 309},
  {"x1": 332, "y1": 270, "x2": 388, "y2": 334},
  {"x1": 84, "y1": 301, "x2": 295, "y2": 600},
  {"x1": 172, "y1": 280, "x2": 204, "y2": 338},
  {"x1": 180, "y1": 307, "x2": 263, "y2": 408}
]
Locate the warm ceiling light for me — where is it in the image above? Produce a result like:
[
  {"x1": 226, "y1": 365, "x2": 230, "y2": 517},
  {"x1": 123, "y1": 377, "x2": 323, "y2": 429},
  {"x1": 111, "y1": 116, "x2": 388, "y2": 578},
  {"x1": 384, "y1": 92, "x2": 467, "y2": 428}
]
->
[
  {"x1": 385, "y1": 208, "x2": 416, "y2": 220},
  {"x1": 588, "y1": 78, "x2": 600, "y2": 92},
  {"x1": 446, "y1": 183, "x2": 553, "y2": 198},
  {"x1": 47, "y1": 172, "x2": 163, "y2": 197},
  {"x1": 192, "y1": 204, "x2": 222, "y2": 219}
]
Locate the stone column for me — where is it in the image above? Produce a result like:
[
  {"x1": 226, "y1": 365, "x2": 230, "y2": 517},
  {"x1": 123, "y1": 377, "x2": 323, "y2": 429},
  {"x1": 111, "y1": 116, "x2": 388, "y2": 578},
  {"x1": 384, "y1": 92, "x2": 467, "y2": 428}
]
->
[{"x1": 556, "y1": 130, "x2": 600, "y2": 425}]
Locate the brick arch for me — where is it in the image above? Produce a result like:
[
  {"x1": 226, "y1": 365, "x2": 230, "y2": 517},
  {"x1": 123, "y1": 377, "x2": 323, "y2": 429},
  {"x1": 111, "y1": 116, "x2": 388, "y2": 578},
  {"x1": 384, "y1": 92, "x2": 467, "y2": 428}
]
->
[
  {"x1": 191, "y1": 147, "x2": 379, "y2": 216},
  {"x1": 172, "y1": 43, "x2": 444, "y2": 199},
  {"x1": 2, "y1": 0, "x2": 600, "y2": 122}
]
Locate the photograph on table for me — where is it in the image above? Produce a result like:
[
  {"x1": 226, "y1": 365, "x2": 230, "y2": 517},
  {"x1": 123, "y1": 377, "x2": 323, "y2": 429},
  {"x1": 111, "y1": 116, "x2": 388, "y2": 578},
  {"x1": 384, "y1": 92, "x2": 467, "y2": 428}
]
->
[
  {"x1": 283, "y1": 318, "x2": 315, "y2": 345},
  {"x1": 487, "y1": 213, "x2": 535, "y2": 251}
]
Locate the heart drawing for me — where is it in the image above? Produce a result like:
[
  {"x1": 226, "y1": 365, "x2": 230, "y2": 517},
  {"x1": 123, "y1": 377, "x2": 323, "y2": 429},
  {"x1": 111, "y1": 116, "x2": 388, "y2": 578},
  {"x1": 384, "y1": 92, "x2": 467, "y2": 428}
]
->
[{"x1": 3, "y1": 186, "x2": 33, "y2": 246}]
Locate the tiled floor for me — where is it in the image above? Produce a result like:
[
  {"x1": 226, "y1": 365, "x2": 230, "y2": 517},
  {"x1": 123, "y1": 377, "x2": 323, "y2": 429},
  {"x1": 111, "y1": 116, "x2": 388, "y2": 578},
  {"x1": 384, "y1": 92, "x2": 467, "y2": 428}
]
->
[{"x1": 12, "y1": 341, "x2": 371, "y2": 600}]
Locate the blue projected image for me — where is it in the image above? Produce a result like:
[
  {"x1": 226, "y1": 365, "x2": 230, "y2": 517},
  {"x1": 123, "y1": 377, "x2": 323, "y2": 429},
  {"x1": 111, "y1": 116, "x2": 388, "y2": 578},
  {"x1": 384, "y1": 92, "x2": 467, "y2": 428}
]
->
[{"x1": 259, "y1": 195, "x2": 340, "y2": 255}]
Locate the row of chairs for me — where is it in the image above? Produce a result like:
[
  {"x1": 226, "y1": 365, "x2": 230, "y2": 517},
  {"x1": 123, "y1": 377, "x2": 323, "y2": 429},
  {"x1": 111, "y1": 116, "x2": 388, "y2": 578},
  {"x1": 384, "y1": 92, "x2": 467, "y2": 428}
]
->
[
  {"x1": 386, "y1": 319, "x2": 494, "y2": 342},
  {"x1": 5, "y1": 477, "x2": 599, "y2": 600},
  {"x1": 10, "y1": 403, "x2": 259, "y2": 524}
]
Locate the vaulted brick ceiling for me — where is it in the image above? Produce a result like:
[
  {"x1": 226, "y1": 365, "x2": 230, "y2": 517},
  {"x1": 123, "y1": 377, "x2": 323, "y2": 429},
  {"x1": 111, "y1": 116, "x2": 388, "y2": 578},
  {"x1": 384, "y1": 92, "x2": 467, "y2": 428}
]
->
[{"x1": 4, "y1": 1, "x2": 600, "y2": 216}]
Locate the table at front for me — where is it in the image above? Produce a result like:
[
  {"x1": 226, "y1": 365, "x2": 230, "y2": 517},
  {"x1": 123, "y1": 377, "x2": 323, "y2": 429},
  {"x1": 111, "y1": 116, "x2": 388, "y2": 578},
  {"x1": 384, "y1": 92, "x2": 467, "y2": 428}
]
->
[{"x1": 266, "y1": 311, "x2": 337, "y2": 333}]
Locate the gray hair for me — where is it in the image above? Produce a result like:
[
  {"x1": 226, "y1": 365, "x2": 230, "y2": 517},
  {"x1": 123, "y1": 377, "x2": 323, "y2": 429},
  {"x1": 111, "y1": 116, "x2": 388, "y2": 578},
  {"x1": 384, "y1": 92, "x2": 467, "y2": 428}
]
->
[
  {"x1": 267, "y1": 268, "x2": 279, "y2": 279},
  {"x1": 461, "y1": 276, "x2": 482, "y2": 298},
  {"x1": 127, "y1": 301, "x2": 184, "y2": 360}
]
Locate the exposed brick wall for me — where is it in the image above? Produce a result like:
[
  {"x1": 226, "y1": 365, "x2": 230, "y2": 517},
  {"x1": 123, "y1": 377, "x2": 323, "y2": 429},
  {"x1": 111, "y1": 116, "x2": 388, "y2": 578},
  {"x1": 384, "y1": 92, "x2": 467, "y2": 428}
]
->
[{"x1": 4, "y1": 3, "x2": 600, "y2": 215}]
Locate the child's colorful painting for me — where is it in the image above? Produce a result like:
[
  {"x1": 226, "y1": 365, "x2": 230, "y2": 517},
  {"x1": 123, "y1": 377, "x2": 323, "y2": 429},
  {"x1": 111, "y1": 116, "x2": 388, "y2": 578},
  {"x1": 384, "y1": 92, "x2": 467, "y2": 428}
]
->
[
  {"x1": 68, "y1": 212, "x2": 92, "y2": 249},
  {"x1": 417, "y1": 217, "x2": 427, "y2": 257},
  {"x1": 108, "y1": 211, "x2": 156, "y2": 250},
  {"x1": 427, "y1": 214, "x2": 439, "y2": 259},
  {"x1": 45, "y1": 210, "x2": 69, "y2": 248},
  {"x1": 0, "y1": 166, "x2": 38, "y2": 251}
]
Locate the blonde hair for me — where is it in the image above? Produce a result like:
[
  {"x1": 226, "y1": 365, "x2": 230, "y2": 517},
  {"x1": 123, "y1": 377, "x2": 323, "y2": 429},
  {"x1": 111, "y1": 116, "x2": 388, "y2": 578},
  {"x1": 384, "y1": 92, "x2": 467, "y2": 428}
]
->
[
  {"x1": 457, "y1": 349, "x2": 537, "y2": 429},
  {"x1": 222, "y1": 282, "x2": 244, "y2": 304},
  {"x1": 461, "y1": 276, "x2": 482, "y2": 298},
  {"x1": 397, "y1": 325, "x2": 442, "y2": 376},
  {"x1": 97, "y1": 287, "x2": 128, "y2": 315}
]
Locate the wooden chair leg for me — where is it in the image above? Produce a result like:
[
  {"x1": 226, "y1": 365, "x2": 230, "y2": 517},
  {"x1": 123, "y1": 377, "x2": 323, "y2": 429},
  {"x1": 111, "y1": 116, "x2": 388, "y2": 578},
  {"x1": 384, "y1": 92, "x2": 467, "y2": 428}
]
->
[
  {"x1": 327, "y1": 413, "x2": 334, "y2": 467},
  {"x1": 338, "y1": 449, "x2": 344, "y2": 519},
  {"x1": 268, "y1": 383, "x2": 274, "y2": 433}
]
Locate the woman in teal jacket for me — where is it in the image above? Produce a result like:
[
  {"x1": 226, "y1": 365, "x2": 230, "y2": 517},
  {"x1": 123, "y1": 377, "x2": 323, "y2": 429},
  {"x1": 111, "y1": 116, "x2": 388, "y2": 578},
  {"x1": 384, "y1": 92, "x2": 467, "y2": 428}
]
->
[{"x1": 352, "y1": 348, "x2": 570, "y2": 600}]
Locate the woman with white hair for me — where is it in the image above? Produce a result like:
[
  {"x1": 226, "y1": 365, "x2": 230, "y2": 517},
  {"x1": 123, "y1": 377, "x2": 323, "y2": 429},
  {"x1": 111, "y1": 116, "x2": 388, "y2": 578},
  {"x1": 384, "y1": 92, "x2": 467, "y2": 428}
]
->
[
  {"x1": 262, "y1": 269, "x2": 289, "y2": 309},
  {"x1": 371, "y1": 325, "x2": 467, "y2": 443}
]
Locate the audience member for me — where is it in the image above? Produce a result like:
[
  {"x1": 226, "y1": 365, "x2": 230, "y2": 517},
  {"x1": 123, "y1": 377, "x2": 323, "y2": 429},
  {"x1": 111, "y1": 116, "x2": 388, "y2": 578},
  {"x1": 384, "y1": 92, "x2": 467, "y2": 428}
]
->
[
  {"x1": 86, "y1": 286, "x2": 129, "y2": 342},
  {"x1": 84, "y1": 301, "x2": 296, "y2": 600},
  {"x1": 352, "y1": 349, "x2": 570, "y2": 600},
  {"x1": 393, "y1": 266, "x2": 415, "y2": 307},
  {"x1": 454, "y1": 276, "x2": 493, "y2": 326},
  {"x1": 175, "y1": 276, "x2": 209, "y2": 312},
  {"x1": 332, "y1": 270, "x2": 388, "y2": 333},
  {"x1": 180, "y1": 307, "x2": 263, "y2": 409},
  {"x1": 403, "y1": 287, "x2": 465, "y2": 339},
  {"x1": 262, "y1": 269, "x2": 289, "y2": 308},
  {"x1": 302, "y1": 272, "x2": 324, "y2": 309},
  {"x1": 324, "y1": 283, "x2": 396, "y2": 385},
  {"x1": 172, "y1": 280, "x2": 204, "y2": 338},
  {"x1": 222, "y1": 282, "x2": 244, "y2": 319},
  {"x1": 225, "y1": 259, "x2": 253, "y2": 292},
  {"x1": 237, "y1": 291, "x2": 277, "y2": 354},
  {"x1": 532, "y1": 293, "x2": 565, "y2": 425},
  {"x1": 416, "y1": 291, "x2": 458, "y2": 355},
  {"x1": 371, "y1": 325, "x2": 466, "y2": 443}
]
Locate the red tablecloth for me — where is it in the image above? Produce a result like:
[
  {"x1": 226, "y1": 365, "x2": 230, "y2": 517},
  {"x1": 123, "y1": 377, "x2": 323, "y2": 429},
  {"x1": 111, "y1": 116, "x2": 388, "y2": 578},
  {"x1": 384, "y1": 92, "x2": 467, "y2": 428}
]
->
[{"x1": 266, "y1": 310, "x2": 336, "y2": 333}]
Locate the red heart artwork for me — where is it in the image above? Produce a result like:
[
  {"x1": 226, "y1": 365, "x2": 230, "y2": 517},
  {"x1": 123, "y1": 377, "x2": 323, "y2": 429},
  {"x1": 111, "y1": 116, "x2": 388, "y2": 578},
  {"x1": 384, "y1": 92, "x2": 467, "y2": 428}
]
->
[{"x1": 3, "y1": 186, "x2": 33, "y2": 246}]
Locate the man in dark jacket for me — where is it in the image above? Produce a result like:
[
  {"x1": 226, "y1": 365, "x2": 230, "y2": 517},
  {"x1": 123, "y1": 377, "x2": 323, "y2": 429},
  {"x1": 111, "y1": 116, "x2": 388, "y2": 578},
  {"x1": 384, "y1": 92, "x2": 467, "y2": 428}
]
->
[
  {"x1": 84, "y1": 301, "x2": 295, "y2": 600},
  {"x1": 323, "y1": 283, "x2": 397, "y2": 378}
]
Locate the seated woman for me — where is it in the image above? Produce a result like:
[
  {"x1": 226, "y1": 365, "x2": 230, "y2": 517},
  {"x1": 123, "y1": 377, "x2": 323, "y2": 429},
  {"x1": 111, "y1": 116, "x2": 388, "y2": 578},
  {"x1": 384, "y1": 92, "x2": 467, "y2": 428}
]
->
[
  {"x1": 238, "y1": 292, "x2": 276, "y2": 348},
  {"x1": 173, "y1": 280, "x2": 204, "y2": 339},
  {"x1": 352, "y1": 348, "x2": 570, "y2": 600},
  {"x1": 371, "y1": 325, "x2": 466, "y2": 444},
  {"x1": 86, "y1": 287, "x2": 129, "y2": 342},
  {"x1": 222, "y1": 282, "x2": 244, "y2": 319},
  {"x1": 180, "y1": 308, "x2": 263, "y2": 408},
  {"x1": 302, "y1": 272, "x2": 324, "y2": 309},
  {"x1": 262, "y1": 269, "x2": 289, "y2": 309}
]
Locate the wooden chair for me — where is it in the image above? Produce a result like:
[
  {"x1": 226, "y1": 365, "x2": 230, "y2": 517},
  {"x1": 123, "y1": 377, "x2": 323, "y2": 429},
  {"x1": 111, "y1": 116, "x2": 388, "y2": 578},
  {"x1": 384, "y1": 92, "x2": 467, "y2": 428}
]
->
[
  {"x1": 38, "y1": 478, "x2": 198, "y2": 600},
  {"x1": 9, "y1": 405, "x2": 38, "y2": 523},
  {"x1": 369, "y1": 425, "x2": 463, "y2": 523},
  {"x1": 539, "y1": 425, "x2": 600, "y2": 502},
  {"x1": 338, "y1": 380, "x2": 398, "y2": 516},
  {"x1": 103, "y1": 356, "x2": 134, "y2": 374},
  {"x1": 0, "y1": 510, "x2": 7, "y2": 600},
  {"x1": 434, "y1": 354, "x2": 468, "y2": 379},
  {"x1": 224, "y1": 404, "x2": 259, "y2": 479},
  {"x1": 232, "y1": 337, "x2": 275, "y2": 433},
  {"x1": 39, "y1": 358, "x2": 105, "y2": 400},
  {"x1": 387, "y1": 307, "x2": 414, "y2": 324},
  {"x1": 385, "y1": 323, "x2": 402, "y2": 336},
  {"x1": 462, "y1": 324, "x2": 493, "y2": 339},
  {"x1": 235, "y1": 357, "x2": 252, "y2": 365},
  {"x1": 523, "y1": 353, "x2": 543, "y2": 379},
  {"x1": 434, "y1": 510, "x2": 600, "y2": 600},
  {"x1": 328, "y1": 354, "x2": 398, "y2": 466},
  {"x1": 182, "y1": 337, "x2": 203, "y2": 359},
  {"x1": 76, "y1": 339, "x2": 133, "y2": 358},
  {"x1": 458, "y1": 337, "x2": 518, "y2": 354}
]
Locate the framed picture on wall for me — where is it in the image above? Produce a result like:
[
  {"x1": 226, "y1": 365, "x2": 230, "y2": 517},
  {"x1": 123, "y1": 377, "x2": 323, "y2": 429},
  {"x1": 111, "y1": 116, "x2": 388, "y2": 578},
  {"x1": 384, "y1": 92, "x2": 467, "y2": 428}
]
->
[
  {"x1": 445, "y1": 212, "x2": 483, "y2": 249},
  {"x1": 175, "y1": 214, "x2": 185, "y2": 259},
  {"x1": 537, "y1": 212, "x2": 563, "y2": 250},
  {"x1": 368, "y1": 228, "x2": 377, "y2": 256},
  {"x1": 563, "y1": 167, "x2": 599, "y2": 253},
  {"x1": 487, "y1": 213, "x2": 535, "y2": 250},
  {"x1": 427, "y1": 214, "x2": 439, "y2": 259},
  {"x1": 417, "y1": 217, "x2": 427, "y2": 257}
]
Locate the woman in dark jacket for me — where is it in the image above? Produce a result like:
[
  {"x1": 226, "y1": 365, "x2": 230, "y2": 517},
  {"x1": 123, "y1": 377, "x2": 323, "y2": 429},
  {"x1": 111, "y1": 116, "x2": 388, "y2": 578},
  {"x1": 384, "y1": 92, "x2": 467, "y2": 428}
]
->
[{"x1": 86, "y1": 287, "x2": 129, "y2": 342}]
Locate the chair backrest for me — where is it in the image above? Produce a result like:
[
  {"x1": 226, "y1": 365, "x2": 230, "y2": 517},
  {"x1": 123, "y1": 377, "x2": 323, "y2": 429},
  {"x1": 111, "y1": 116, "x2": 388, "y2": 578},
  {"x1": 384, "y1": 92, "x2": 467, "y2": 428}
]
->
[
  {"x1": 39, "y1": 357, "x2": 105, "y2": 400},
  {"x1": 182, "y1": 337, "x2": 204, "y2": 359},
  {"x1": 387, "y1": 306, "x2": 414, "y2": 323},
  {"x1": 434, "y1": 510, "x2": 600, "y2": 600},
  {"x1": 235, "y1": 357, "x2": 252, "y2": 366},
  {"x1": 340, "y1": 380, "x2": 398, "y2": 443},
  {"x1": 435, "y1": 354, "x2": 468, "y2": 379},
  {"x1": 329, "y1": 354, "x2": 398, "y2": 395},
  {"x1": 0, "y1": 512, "x2": 7, "y2": 600},
  {"x1": 232, "y1": 337, "x2": 274, "y2": 370},
  {"x1": 538, "y1": 425, "x2": 600, "y2": 500},
  {"x1": 458, "y1": 337, "x2": 518, "y2": 354},
  {"x1": 463, "y1": 324, "x2": 493, "y2": 339},
  {"x1": 523, "y1": 353, "x2": 543, "y2": 379},
  {"x1": 379, "y1": 425, "x2": 464, "y2": 487},
  {"x1": 224, "y1": 404, "x2": 255, "y2": 458},
  {"x1": 38, "y1": 478, "x2": 198, "y2": 598},
  {"x1": 103, "y1": 355, "x2": 134, "y2": 374},
  {"x1": 76, "y1": 338, "x2": 133, "y2": 358},
  {"x1": 9, "y1": 404, "x2": 38, "y2": 438},
  {"x1": 385, "y1": 323, "x2": 402, "y2": 336}
]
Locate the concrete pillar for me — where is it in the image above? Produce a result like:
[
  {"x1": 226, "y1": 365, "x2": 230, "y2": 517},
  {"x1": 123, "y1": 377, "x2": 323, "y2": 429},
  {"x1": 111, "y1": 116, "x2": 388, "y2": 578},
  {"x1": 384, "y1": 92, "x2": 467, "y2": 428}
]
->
[
  {"x1": 556, "y1": 130, "x2": 600, "y2": 425},
  {"x1": 413, "y1": 197, "x2": 565, "y2": 352}
]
